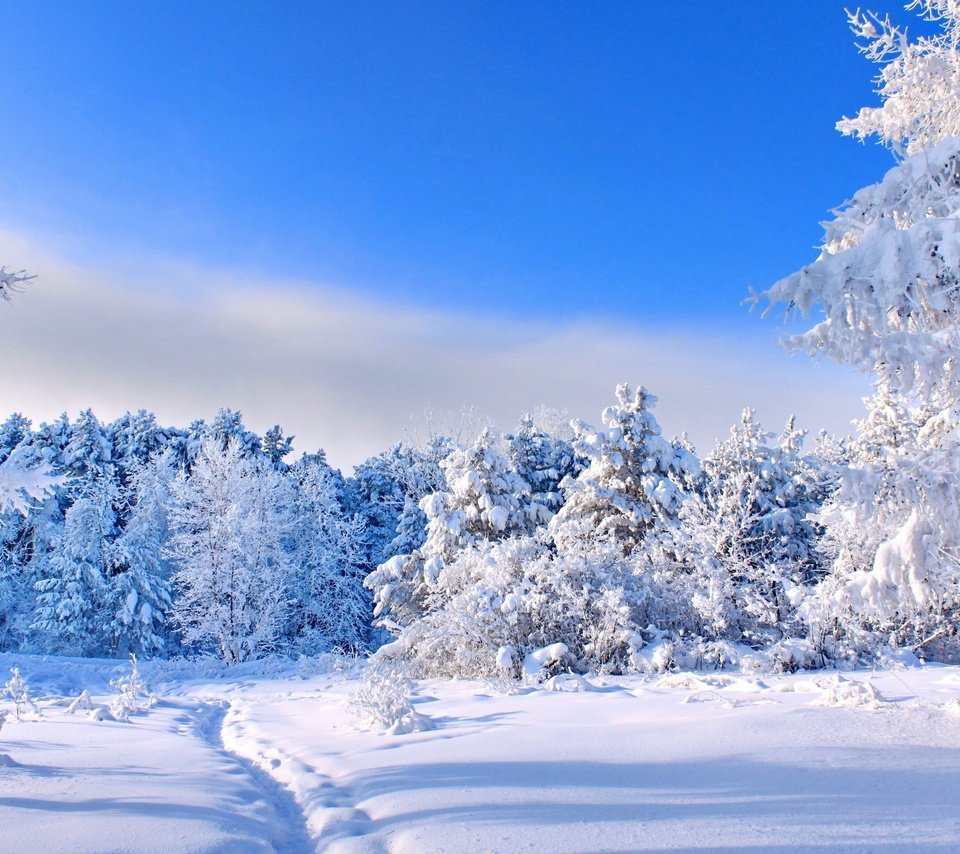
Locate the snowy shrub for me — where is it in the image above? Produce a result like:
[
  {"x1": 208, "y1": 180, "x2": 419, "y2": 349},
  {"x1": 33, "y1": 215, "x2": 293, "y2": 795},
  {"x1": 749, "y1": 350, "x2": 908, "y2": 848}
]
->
[
  {"x1": 348, "y1": 661, "x2": 433, "y2": 735},
  {"x1": 377, "y1": 537, "x2": 644, "y2": 679},
  {"x1": 814, "y1": 675, "x2": 889, "y2": 711},
  {"x1": 671, "y1": 638, "x2": 742, "y2": 673}
]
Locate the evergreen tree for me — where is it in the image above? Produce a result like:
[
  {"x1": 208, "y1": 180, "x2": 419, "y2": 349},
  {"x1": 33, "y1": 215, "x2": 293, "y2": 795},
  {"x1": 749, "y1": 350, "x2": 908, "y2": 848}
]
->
[
  {"x1": 0, "y1": 414, "x2": 31, "y2": 464},
  {"x1": 33, "y1": 477, "x2": 117, "y2": 655},
  {"x1": 207, "y1": 408, "x2": 261, "y2": 457},
  {"x1": 64, "y1": 409, "x2": 113, "y2": 485},
  {"x1": 675, "y1": 410, "x2": 823, "y2": 648},
  {"x1": 261, "y1": 424, "x2": 294, "y2": 470},
  {"x1": 756, "y1": 5, "x2": 960, "y2": 660},
  {"x1": 109, "y1": 453, "x2": 175, "y2": 656},
  {"x1": 505, "y1": 414, "x2": 582, "y2": 533},
  {"x1": 289, "y1": 457, "x2": 369, "y2": 653},
  {"x1": 366, "y1": 429, "x2": 529, "y2": 631},
  {"x1": 550, "y1": 384, "x2": 698, "y2": 555},
  {"x1": 109, "y1": 410, "x2": 166, "y2": 488}
]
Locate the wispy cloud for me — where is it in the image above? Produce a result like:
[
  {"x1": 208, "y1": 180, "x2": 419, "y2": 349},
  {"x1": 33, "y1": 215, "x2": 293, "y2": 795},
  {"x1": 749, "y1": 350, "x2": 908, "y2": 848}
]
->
[{"x1": 0, "y1": 229, "x2": 868, "y2": 469}]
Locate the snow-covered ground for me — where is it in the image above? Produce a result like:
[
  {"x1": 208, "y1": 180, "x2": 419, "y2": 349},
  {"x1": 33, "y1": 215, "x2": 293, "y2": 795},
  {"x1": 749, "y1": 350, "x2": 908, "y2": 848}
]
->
[{"x1": 1, "y1": 654, "x2": 959, "y2": 853}]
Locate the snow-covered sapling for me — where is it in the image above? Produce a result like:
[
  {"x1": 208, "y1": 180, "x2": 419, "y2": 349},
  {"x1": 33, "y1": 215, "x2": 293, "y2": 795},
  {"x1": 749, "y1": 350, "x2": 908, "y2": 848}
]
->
[
  {"x1": 2, "y1": 667, "x2": 38, "y2": 720},
  {"x1": 110, "y1": 654, "x2": 153, "y2": 720}
]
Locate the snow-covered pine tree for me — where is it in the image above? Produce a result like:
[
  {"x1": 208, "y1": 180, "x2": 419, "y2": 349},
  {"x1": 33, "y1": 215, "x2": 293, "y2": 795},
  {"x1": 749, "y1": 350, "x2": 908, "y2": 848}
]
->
[
  {"x1": 756, "y1": 5, "x2": 960, "y2": 660},
  {"x1": 32, "y1": 476, "x2": 118, "y2": 655},
  {"x1": 166, "y1": 438, "x2": 292, "y2": 664},
  {"x1": 0, "y1": 505, "x2": 32, "y2": 650},
  {"x1": 675, "y1": 410, "x2": 823, "y2": 651},
  {"x1": 261, "y1": 424, "x2": 294, "y2": 470},
  {"x1": 289, "y1": 456, "x2": 370, "y2": 654},
  {"x1": 207, "y1": 408, "x2": 262, "y2": 458},
  {"x1": 109, "y1": 453, "x2": 175, "y2": 656},
  {"x1": 384, "y1": 435, "x2": 453, "y2": 559},
  {"x1": 550, "y1": 384, "x2": 698, "y2": 556},
  {"x1": 505, "y1": 414, "x2": 582, "y2": 533},
  {"x1": 365, "y1": 428, "x2": 527, "y2": 632},
  {"x1": 421, "y1": 427, "x2": 529, "y2": 560},
  {"x1": 0, "y1": 411, "x2": 61, "y2": 518},
  {"x1": 63, "y1": 410, "x2": 114, "y2": 487},
  {"x1": 0, "y1": 414, "x2": 31, "y2": 464},
  {"x1": 837, "y1": 1, "x2": 960, "y2": 156},
  {"x1": 346, "y1": 449, "x2": 410, "y2": 574},
  {"x1": 109, "y1": 410, "x2": 167, "y2": 488}
]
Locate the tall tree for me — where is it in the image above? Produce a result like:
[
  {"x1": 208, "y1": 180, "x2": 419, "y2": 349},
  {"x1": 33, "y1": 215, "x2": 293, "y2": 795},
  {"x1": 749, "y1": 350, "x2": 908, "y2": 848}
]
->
[
  {"x1": 109, "y1": 453, "x2": 175, "y2": 656},
  {"x1": 289, "y1": 456, "x2": 369, "y2": 653},
  {"x1": 166, "y1": 439, "x2": 292, "y2": 664},
  {"x1": 756, "y1": 4, "x2": 960, "y2": 658}
]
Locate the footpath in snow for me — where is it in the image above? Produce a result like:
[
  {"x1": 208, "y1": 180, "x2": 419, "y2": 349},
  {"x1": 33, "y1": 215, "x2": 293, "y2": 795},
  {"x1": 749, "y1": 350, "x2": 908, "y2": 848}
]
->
[{"x1": 1, "y1": 654, "x2": 960, "y2": 852}]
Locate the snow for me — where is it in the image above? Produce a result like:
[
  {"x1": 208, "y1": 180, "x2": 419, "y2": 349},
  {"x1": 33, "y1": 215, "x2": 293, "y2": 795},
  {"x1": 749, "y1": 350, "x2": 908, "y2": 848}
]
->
[
  {"x1": 2, "y1": 654, "x2": 960, "y2": 852},
  {"x1": 0, "y1": 671, "x2": 312, "y2": 852},
  {"x1": 521, "y1": 642, "x2": 569, "y2": 679}
]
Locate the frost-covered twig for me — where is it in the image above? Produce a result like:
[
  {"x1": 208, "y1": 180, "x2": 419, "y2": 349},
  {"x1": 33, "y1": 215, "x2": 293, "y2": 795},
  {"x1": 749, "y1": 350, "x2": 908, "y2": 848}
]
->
[{"x1": 0, "y1": 266, "x2": 35, "y2": 301}]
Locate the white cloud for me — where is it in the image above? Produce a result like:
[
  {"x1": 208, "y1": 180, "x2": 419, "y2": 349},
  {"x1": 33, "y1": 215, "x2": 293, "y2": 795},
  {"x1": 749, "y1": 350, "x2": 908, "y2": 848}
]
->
[{"x1": 0, "y1": 229, "x2": 868, "y2": 469}]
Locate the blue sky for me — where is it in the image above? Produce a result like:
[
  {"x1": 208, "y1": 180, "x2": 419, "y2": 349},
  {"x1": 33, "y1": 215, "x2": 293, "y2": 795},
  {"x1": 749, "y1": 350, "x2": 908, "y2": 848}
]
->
[
  {"x1": 0, "y1": 1, "x2": 908, "y2": 318},
  {"x1": 0, "y1": 2, "x2": 913, "y2": 464}
]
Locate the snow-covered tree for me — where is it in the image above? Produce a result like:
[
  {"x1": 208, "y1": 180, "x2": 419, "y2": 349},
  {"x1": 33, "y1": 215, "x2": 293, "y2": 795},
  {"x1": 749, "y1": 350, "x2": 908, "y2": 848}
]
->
[
  {"x1": 505, "y1": 414, "x2": 582, "y2": 532},
  {"x1": 261, "y1": 424, "x2": 294, "y2": 470},
  {"x1": 109, "y1": 454, "x2": 175, "y2": 656},
  {"x1": 64, "y1": 410, "x2": 113, "y2": 486},
  {"x1": 675, "y1": 411, "x2": 825, "y2": 651},
  {"x1": 365, "y1": 429, "x2": 528, "y2": 632},
  {"x1": 289, "y1": 456, "x2": 370, "y2": 654},
  {"x1": 383, "y1": 435, "x2": 453, "y2": 559},
  {"x1": 32, "y1": 477, "x2": 117, "y2": 655},
  {"x1": 206, "y1": 408, "x2": 262, "y2": 458},
  {"x1": 837, "y1": 2, "x2": 960, "y2": 155},
  {"x1": 166, "y1": 439, "x2": 292, "y2": 664},
  {"x1": 0, "y1": 413, "x2": 60, "y2": 518},
  {"x1": 756, "y1": 7, "x2": 960, "y2": 661},
  {"x1": 422, "y1": 428, "x2": 529, "y2": 559},
  {"x1": 550, "y1": 384, "x2": 699, "y2": 556}
]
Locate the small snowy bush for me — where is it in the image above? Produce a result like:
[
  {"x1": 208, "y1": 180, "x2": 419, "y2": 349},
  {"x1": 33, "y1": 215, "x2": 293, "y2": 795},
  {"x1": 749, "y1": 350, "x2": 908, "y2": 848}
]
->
[{"x1": 348, "y1": 661, "x2": 433, "y2": 735}]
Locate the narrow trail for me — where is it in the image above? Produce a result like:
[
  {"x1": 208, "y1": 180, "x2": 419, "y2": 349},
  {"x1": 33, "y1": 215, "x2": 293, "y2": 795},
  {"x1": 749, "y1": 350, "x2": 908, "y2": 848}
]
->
[{"x1": 190, "y1": 701, "x2": 317, "y2": 854}]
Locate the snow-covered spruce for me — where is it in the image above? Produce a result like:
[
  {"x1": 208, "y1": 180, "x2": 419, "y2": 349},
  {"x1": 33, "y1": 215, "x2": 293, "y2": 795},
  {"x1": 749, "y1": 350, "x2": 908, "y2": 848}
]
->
[{"x1": 755, "y1": 6, "x2": 960, "y2": 662}]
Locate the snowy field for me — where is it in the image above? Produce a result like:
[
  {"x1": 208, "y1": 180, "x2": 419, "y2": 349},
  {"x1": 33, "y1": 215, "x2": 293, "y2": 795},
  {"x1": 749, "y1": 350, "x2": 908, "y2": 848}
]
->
[{"x1": 1, "y1": 655, "x2": 959, "y2": 853}]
